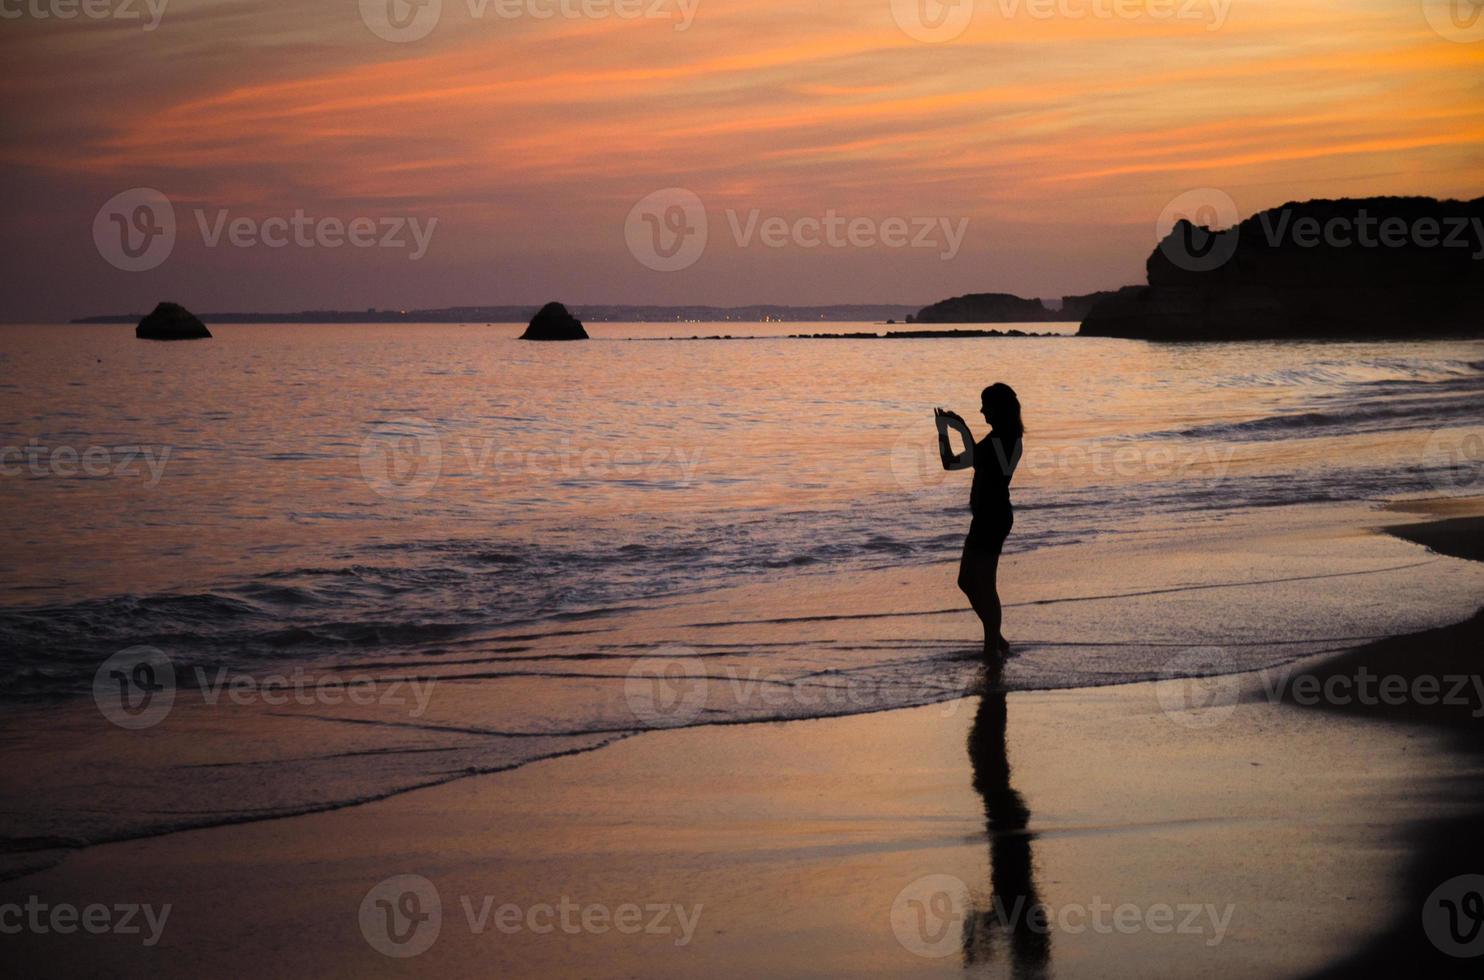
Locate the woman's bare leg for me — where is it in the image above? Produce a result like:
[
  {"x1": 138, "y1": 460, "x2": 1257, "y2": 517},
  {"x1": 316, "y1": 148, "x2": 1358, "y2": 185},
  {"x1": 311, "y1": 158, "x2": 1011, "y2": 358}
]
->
[
  {"x1": 986, "y1": 548, "x2": 1007, "y2": 655},
  {"x1": 958, "y1": 549, "x2": 1004, "y2": 661}
]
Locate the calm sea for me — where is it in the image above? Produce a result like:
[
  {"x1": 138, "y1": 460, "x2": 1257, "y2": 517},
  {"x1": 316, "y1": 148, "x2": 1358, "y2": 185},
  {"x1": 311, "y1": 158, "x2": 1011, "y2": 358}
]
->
[
  {"x1": 1, "y1": 322, "x2": 1482, "y2": 871},
  {"x1": 4, "y1": 320, "x2": 1482, "y2": 689}
]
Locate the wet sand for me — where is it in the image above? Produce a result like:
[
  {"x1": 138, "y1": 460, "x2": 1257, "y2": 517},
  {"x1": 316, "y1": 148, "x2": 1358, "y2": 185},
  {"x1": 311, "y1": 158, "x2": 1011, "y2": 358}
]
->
[
  {"x1": 0, "y1": 675, "x2": 1469, "y2": 978},
  {"x1": 1297, "y1": 498, "x2": 1484, "y2": 977},
  {"x1": 3, "y1": 500, "x2": 1483, "y2": 977}
]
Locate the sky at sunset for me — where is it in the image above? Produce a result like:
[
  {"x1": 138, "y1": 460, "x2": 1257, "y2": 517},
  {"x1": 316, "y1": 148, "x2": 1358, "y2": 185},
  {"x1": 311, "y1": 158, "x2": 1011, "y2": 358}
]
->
[{"x1": 2, "y1": 0, "x2": 1482, "y2": 321}]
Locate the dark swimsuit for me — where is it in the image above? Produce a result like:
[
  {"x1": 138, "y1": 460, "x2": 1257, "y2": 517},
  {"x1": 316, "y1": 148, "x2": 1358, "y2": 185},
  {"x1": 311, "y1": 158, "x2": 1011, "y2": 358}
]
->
[{"x1": 965, "y1": 434, "x2": 1019, "y2": 555}]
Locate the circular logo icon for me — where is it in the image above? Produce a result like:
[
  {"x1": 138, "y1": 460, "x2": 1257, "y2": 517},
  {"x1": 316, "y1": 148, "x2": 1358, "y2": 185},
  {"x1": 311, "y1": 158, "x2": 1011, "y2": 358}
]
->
[
  {"x1": 359, "y1": 417, "x2": 443, "y2": 499},
  {"x1": 1423, "y1": 874, "x2": 1484, "y2": 957},
  {"x1": 890, "y1": 0, "x2": 975, "y2": 43},
  {"x1": 1156, "y1": 188, "x2": 1240, "y2": 273},
  {"x1": 359, "y1": 874, "x2": 442, "y2": 957},
  {"x1": 624, "y1": 649, "x2": 708, "y2": 727},
  {"x1": 891, "y1": 874, "x2": 969, "y2": 957},
  {"x1": 890, "y1": 423, "x2": 951, "y2": 497},
  {"x1": 1154, "y1": 647, "x2": 1240, "y2": 729},
  {"x1": 93, "y1": 188, "x2": 176, "y2": 273},
  {"x1": 1423, "y1": 0, "x2": 1484, "y2": 43},
  {"x1": 93, "y1": 646, "x2": 176, "y2": 730},
  {"x1": 360, "y1": 0, "x2": 442, "y2": 42},
  {"x1": 1422, "y1": 427, "x2": 1484, "y2": 496},
  {"x1": 625, "y1": 188, "x2": 707, "y2": 272}
]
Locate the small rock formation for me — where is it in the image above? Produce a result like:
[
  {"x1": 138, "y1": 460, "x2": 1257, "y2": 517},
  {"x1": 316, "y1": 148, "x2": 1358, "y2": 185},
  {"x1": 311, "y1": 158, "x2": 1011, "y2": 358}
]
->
[
  {"x1": 912, "y1": 292, "x2": 1054, "y2": 323},
  {"x1": 1057, "y1": 290, "x2": 1126, "y2": 322},
  {"x1": 1080, "y1": 196, "x2": 1484, "y2": 340},
  {"x1": 520, "y1": 302, "x2": 588, "y2": 341},
  {"x1": 135, "y1": 302, "x2": 211, "y2": 340}
]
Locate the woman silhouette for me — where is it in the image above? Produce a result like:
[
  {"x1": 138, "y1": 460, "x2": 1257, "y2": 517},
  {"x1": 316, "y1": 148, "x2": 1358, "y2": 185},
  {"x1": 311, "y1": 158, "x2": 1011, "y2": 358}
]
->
[{"x1": 936, "y1": 384, "x2": 1024, "y2": 664}]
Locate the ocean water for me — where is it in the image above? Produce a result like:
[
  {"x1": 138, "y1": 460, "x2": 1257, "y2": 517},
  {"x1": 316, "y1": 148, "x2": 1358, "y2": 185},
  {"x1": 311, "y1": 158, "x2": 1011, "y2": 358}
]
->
[{"x1": 1, "y1": 322, "x2": 1482, "y2": 873}]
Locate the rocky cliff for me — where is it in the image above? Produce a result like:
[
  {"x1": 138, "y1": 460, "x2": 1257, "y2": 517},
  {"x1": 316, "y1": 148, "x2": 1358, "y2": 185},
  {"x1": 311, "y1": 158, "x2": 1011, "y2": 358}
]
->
[{"x1": 1080, "y1": 196, "x2": 1484, "y2": 340}]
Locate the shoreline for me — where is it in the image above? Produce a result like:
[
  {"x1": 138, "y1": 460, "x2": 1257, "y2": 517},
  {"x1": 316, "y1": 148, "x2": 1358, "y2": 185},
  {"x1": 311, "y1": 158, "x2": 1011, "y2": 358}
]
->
[
  {"x1": 1293, "y1": 498, "x2": 1484, "y2": 976},
  {"x1": 2, "y1": 498, "x2": 1481, "y2": 862},
  {"x1": 1, "y1": 500, "x2": 1482, "y2": 975}
]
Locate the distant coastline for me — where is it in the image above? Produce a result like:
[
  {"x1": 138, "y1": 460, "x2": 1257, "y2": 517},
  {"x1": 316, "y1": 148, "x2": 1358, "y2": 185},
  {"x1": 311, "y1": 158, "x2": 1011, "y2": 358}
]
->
[
  {"x1": 68, "y1": 295, "x2": 1113, "y2": 327},
  {"x1": 647, "y1": 326, "x2": 1070, "y2": 341},
  {"x1": 70, "y1": 304, "x2": 927, "y2": 325}
]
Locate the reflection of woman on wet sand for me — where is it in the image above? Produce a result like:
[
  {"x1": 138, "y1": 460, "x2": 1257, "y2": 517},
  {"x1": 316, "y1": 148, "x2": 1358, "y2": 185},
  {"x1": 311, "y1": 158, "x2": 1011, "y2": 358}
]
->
[
  {"x1": 963, "y1": 691, "x2": 1050, "y2": 975},
  {"x1": 936, "y1": 384, "x2": 1024, "y2": 665}
]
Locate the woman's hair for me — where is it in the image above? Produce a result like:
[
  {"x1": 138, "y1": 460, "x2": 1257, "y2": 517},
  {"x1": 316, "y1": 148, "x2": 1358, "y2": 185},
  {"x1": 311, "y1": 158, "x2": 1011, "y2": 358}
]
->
[{"x1": 981, "y1": 383, "x2": 1024, "y2": 445}]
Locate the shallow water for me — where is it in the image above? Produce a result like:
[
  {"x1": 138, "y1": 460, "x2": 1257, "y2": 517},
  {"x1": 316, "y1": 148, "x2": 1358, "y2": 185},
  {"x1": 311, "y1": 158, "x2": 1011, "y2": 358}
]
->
[{"x1": 1, "y1": 322, "x2": 1482, "y2": 868}]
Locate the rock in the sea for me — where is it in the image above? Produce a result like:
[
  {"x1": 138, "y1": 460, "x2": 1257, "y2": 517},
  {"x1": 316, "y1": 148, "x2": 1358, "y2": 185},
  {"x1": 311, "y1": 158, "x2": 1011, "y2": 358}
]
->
[
  {"x1": 135, "y1": 302, "x2": 211, "y2": 340},
  {"x1": 520, "y1": 302, "x2": 588, "y2": 341},
  {"x1": 912, "y1": 292, "x2": 1054, "y2": 324},
  {"x1": 1080, "y1": 196, "x2": 1484, "y2": 340}
]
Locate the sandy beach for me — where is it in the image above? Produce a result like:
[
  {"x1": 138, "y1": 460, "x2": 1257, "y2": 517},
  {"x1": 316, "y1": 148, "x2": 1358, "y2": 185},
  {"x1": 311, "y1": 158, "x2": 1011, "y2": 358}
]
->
[{"x1": 4, "y1": 500, "x2": 1482, "y2": 978}]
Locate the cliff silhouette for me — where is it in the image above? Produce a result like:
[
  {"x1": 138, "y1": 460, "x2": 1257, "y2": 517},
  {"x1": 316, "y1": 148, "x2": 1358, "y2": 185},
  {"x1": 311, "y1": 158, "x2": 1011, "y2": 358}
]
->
[{"x1": 1080, "y1": 196, "x2": 1484, "y2": 340}]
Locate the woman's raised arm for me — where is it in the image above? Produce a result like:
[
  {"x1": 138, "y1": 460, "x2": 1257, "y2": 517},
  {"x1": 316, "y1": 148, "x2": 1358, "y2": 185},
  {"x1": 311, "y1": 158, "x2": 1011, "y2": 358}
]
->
[{"x1": 935, "y1": 408, "x2": 974, "y2": 471}]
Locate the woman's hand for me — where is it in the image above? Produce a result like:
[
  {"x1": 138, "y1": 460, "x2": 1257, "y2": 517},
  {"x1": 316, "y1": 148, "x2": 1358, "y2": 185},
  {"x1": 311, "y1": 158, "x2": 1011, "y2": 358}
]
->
[
  {"x1": 936, "y1": 408, "x2": 974, "y2": 470},
  {"x1": 936, "y1": 408, "x2": 969, "y2": 433}
]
